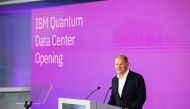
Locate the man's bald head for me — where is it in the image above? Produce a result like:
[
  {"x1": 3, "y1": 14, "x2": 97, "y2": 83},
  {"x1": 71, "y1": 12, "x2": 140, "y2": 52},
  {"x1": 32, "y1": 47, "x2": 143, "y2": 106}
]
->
[{"x1": 115, "y1": 55, "x2": 128, "y2": 63}]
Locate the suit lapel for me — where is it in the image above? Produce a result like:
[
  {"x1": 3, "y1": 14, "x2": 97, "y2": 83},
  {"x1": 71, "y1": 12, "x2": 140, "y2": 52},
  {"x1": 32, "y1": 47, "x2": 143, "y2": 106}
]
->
[{"x1": 121, "y1": 70, "x2": 133, "y2": 98}]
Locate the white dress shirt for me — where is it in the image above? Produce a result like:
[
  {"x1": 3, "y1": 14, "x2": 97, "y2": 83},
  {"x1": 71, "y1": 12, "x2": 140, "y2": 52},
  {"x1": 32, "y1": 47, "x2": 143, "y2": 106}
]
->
[{"x1": 117, "y1": 69, "x2": 129, "y2": 97}]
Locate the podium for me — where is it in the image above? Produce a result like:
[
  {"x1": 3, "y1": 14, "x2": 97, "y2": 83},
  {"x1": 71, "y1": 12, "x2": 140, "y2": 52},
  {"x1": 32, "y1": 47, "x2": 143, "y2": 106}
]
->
[{"x1": 58, "y1": 98, "x2": 121, "y2": 109}]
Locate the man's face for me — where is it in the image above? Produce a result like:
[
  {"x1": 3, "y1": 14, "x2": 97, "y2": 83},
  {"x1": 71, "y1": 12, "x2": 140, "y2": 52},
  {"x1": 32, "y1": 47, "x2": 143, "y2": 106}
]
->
[{"x1": 115, "y1": 57, "x2": 129, "y2": 75}]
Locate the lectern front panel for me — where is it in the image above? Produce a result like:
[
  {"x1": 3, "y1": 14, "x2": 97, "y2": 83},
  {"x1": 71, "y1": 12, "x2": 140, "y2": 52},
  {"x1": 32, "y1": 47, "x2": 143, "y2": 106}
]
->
[
  {"x1": 62, "y1": 103, "x2": 86, "y2": 109},
  {"x1": 59, "y1": 98, "x2": 91, "y2": 109}
]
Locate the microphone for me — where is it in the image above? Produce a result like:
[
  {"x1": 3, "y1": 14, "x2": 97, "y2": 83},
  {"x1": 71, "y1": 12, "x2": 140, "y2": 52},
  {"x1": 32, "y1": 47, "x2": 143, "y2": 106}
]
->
[
  {"x1": 103, "y1": 87, "x2": 112, "y2": 103},
  {"x1": 85, "y1": 86, "x2": 101, "y2": 100}
]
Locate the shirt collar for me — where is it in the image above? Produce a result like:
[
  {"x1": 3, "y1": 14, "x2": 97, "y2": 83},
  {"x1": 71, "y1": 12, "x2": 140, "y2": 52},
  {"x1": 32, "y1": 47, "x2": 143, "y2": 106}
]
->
[{"x1": 117, "y1": 69, "x2": 129, "y2": 79}]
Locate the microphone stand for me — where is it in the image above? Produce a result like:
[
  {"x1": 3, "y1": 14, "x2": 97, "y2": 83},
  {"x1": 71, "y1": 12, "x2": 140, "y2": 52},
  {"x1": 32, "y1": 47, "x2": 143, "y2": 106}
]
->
[
  {"x1": 85, "y1": 87, "x2": 101, "y2": 100},
  {"x1": 103, "y1": 87, "x2": 112, "y2": 103}
]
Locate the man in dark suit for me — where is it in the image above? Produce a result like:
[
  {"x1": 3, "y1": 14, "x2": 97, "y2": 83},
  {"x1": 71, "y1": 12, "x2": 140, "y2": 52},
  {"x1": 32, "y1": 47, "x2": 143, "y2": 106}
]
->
[{"x1": 108, "y1": 55, "x2": 146, "y2": 109}]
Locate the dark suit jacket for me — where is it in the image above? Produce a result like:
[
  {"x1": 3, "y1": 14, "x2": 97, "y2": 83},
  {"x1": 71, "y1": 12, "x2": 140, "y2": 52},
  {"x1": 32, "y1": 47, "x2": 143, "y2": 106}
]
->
[{"x1": 108, "y1": 70, "x2": 146, "y2": 109}]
